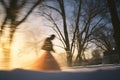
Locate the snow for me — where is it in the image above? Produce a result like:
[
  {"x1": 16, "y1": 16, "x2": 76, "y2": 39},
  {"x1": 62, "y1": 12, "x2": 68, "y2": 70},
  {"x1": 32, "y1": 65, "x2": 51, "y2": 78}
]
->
[{"x1": 0, "y1": 64, "x2": 120, "y2": 80}]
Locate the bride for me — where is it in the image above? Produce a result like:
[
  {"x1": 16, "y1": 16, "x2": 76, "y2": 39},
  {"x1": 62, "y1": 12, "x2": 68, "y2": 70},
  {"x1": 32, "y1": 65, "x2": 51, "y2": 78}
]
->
[{"x1": 31, "y1": 34, "x2": 61, "y2": 71}]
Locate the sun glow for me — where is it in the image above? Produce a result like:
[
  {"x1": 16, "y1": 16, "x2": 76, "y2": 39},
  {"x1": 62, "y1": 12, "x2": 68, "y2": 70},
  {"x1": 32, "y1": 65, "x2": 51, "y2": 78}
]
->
[
  {"x1": 0, "y1": 25, "x2": 92, "y2": 70},
  {"x1": 10, "y1": 31, "x2": 40, "y2": 69}
]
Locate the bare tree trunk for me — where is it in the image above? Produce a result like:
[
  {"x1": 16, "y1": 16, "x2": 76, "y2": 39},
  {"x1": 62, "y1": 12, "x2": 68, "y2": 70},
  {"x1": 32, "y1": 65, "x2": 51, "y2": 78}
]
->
[
  {"x1": 107, "y1": 0, "x2": 120, "y2": 61},
  {"x1": 0, "y1": 0, "x2": 44, "y2": 69},
  {"x1": 57, "y1": 0, "x2": 72, "y2": 66},
  {"x1": 66, "y1": 51, "x2": 72, "y2": 66}
]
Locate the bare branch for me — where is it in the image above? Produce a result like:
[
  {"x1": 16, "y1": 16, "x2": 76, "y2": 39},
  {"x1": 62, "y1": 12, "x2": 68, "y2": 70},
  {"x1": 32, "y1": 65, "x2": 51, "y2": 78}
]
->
[
  {"x1": 54, "y1": 45, "x2": 65, "y2": 49},
  {"x1": 17, "y1": 0, "x2": 44, "y2": 26},
  {"x1": 71, "y1": 0, "x2": 82, "y2": 51},
  {"x1": 40, "y1": 11, "x2": 66, "y2": 44},
  {"x1": 0, "y1": 0, "x2": 8, "y2": 9},
  {"x1": 18, "y1": 0, "x2": 27, "y2": 8},
  {"x1": 42, "y1": 4, "x2": 62, "y2": 15},
  {"x1": 87, "y1": 17, "x2": 103, "y2": 38}
]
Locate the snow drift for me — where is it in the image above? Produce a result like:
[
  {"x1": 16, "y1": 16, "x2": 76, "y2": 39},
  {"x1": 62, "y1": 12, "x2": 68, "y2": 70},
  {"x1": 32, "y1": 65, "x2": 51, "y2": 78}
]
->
[{"x1": 0, "y1": 64, "x2": 120, "y2": 80}]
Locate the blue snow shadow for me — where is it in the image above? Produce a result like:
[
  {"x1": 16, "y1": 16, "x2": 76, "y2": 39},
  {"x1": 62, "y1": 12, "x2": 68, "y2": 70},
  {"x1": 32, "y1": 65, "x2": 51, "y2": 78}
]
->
[{"x1": 0, "y1": 67, "x2": 120, "y2": 80}]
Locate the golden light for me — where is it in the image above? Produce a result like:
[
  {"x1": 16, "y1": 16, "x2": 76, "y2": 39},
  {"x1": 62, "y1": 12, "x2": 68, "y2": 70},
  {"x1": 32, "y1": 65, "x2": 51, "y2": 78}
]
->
[{"x1": 0, "y1": 24, "x2": 93, "y2": 70}]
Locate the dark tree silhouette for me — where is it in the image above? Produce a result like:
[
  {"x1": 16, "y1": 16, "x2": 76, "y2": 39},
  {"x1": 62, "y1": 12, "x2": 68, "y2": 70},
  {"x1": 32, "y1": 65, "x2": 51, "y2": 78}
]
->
[
  {"x1": 0, "y1": 0, "x2": 44, "y2": 69},
  {"x1": 107, "y1": 0, "x2": 120, "y2": 60},
  {"x1": 91, "y1": 25, "x2": 115, "y2": 51}
]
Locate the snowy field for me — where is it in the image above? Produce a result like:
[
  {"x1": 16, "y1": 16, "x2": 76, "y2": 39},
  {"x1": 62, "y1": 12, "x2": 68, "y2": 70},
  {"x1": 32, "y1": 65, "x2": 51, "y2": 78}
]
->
[{"x1": 0, "y1": 64, "x2": 120, "y2": 80}]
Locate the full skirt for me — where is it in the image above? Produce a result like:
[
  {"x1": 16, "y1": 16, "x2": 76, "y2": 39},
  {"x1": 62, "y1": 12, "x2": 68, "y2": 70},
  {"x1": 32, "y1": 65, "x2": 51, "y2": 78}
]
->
[{"x1": 31, "y1": 51, "x2": 61, "y2": 71}]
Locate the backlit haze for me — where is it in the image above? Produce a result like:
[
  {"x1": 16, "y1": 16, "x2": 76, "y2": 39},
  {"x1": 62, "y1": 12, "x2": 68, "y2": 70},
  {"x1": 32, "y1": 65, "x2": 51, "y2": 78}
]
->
[
  {"x1": 0, "y1": 14, "x2": 68, "y2": 70},
  {"x1": 0, "y1": 8, "x2": 92, "y2": 70}
]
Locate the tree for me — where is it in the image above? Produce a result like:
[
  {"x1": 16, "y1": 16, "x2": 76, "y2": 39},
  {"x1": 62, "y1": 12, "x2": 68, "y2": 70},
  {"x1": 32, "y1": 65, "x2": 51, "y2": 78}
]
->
[
  {"x1": 74, "y1": 0, "x2": 105, "y2": 65},
  {"x1": 39, "y1": 0, "x2": 106, "y2": 66},
  {"x1": 107, "y1": 0, "x2": 120, "y2": 60},
  {"x1": 0, "y1": 0, "x2": 44, "y2": 69},
  {"x1": 91, "y1": 49, "x2": 102, "y2": 65},
  {"x1": 91, "y1": 25, "x2": 115, "y2": 51},
  {"x1": 39, "y1": 0, "x2": 76, "y2": 66}
]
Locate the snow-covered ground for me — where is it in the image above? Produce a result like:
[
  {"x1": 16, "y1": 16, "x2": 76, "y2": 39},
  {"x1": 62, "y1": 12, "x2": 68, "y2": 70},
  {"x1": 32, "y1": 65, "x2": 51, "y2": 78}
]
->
[{"x1": 0, "y1": 64, "x2": 120, "y2": 80}]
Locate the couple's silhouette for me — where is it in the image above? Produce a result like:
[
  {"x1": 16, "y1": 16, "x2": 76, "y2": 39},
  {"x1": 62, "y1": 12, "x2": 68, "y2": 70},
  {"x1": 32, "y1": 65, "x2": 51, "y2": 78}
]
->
[{"x1": 31, "y1": 34, "x2": 61, "y2": 71}]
